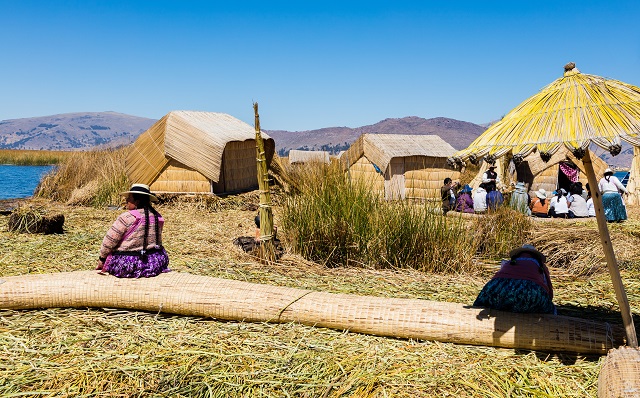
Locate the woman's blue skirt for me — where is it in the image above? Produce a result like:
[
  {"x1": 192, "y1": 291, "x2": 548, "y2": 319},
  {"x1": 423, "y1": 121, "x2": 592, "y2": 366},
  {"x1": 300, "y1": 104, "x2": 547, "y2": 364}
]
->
[
  {"x1": 602, "y1": 192, "x2": 627, "y2": 222},
  {"x1": 473, "y1": 278, "x2": 555, "y2": 314}
]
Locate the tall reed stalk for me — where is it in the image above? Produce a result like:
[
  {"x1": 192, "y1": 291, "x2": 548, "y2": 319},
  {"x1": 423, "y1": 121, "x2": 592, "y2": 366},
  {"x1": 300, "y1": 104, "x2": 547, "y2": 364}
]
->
[
  {"x1": 282, "y1": 163, "x2": 478, "y2": 272},
  {"x1": 472, "y1": 206, "x2": 532, "y2": 259}
]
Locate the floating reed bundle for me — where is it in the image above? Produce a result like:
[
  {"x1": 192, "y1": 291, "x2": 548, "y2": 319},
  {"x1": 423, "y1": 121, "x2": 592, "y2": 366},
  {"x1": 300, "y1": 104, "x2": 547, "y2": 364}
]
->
[
  {"x1": 7, "y1": 205, "x2": 64, "y2": 234},
  {"x1": 0, "y1": 271, "x2": 625, "y2": 355},
  {"x1": 598, "y1": 347, "x2": 640, "y2": 397}
]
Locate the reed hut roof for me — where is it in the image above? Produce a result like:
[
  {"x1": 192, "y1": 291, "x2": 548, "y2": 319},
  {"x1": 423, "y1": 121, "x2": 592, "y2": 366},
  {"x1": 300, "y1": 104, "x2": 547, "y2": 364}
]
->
[
  {"x1": 521, "y1": 149, "x2": 608, "y2": 178},
  {"x1": 451, "y1": 63, "x2": 640, "y2": 164},
  {"x1": 341, "y1": 133, "x2": 456, "y2": 171},
  {"x1": 288, "y1": 149, "x2": 330, "y2": 164},
  {"x1": 126, "y1": 111, "x2": 274, "y2": 185}
]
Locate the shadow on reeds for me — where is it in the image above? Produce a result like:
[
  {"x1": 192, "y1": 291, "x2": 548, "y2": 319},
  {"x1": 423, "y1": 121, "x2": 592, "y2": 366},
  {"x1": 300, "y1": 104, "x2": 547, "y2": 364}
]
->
[{"x1": 474, "y1": 305, "x2": 627, "y2": 364}]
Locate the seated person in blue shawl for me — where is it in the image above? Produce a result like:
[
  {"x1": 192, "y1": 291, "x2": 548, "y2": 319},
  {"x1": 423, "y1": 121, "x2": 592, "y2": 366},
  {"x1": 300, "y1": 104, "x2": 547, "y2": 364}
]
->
[
  {"x1": 473, "y1": 244, "x2": 555, "y2": 314},
  {"x1": 486, "y1": 189, "x2": 504, "y2": 211}
]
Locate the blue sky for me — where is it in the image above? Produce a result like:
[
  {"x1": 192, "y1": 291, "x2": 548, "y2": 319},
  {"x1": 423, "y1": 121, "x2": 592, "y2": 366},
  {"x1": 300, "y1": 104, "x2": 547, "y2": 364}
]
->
[{"x1": 1, "y1": 1, "x2": 639, "y2": 131}]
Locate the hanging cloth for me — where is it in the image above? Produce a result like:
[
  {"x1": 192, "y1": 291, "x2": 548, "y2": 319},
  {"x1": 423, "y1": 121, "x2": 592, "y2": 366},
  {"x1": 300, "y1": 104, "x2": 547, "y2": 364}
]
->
[{"x1": 559, "y1": 162, "x2": 579, "y2": 182}]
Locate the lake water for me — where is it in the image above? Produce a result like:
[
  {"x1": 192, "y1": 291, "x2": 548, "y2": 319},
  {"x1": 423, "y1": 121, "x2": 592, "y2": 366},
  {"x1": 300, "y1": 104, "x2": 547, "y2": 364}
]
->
[{"x1": 0, "y1": 165, "x2": 54, "y2": 200}]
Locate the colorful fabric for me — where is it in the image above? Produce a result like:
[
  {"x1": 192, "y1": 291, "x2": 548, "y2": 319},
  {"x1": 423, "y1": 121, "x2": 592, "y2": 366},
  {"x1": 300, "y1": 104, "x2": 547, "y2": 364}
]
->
[
  {"x1": 602, "y1": 192, "x2": 627, "y2": 221},
  {"x1": 454, "y1": 192, "x2": 474, "y2": 213},
  {"x1": 103, "y1": 247, "x2": 170, "y2": 278},
  {"x1": 100, "y1": 209, "x2": 164, "y2": 259},
  {"x1": 473, "y1": 278, "x2": 555, "y2": 314},
  {"x1": 492, "y1": 258, "x2": 553, "y2": 298},
  {"x1": 559, "y1": 163, "x2": 579, "y2": 182}
]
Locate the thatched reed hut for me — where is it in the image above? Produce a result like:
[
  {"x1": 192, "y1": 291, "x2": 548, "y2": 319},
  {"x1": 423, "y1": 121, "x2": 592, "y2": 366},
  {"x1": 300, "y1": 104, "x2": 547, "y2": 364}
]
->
[
  {"x1": 126, "y1": 111, "x2": 274, "y2": 195},
  {"x1": 468, "y1": 150, "x2": 608, "y2": 195},
  {"x1": 288, "y1": 150, "x2": 330, "y2": 165},
  {"x1": 340, "y1": 134, "x2": 459, "y2": 200}
]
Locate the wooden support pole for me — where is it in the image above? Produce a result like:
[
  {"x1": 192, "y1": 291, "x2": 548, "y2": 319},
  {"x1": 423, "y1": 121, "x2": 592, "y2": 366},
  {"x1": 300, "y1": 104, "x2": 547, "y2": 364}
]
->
[
  {"x1": 253, "y1": 102, "x2": 276, "y2": 263},
  {"x1": 583, "y1": 148, "x2": 638, "y2": 347}
]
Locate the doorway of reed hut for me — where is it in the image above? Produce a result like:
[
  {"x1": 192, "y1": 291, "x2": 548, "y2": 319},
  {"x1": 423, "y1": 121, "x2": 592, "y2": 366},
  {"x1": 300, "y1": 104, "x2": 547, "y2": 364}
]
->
[
  {"x1": 514, "y1": 161, "x2": 535, "y2": 191},
  {"x1": 557, "y1": 161, "x2": 578, "y2": 193},
  {"x1": 514, "y1": 159, "x2": 578, "y2": 195}
]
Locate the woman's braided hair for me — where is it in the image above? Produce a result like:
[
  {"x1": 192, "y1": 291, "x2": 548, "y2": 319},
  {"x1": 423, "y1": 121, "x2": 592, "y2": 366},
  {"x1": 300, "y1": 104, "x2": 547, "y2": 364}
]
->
[{"x1": 132, "y1": 193, "x2": 161, "y2": 258}]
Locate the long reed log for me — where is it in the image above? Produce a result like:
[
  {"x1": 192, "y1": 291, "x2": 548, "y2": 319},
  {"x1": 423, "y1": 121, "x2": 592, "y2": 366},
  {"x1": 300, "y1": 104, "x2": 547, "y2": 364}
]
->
[{"x1": 0, "y1": 271, "x2": 624, "y2": 355}]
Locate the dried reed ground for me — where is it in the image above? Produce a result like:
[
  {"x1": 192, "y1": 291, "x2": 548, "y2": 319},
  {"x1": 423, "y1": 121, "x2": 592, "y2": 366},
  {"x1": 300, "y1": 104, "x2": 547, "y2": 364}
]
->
[{"x1": 1, "y1": 198, "x2": 639, "y2": 397}]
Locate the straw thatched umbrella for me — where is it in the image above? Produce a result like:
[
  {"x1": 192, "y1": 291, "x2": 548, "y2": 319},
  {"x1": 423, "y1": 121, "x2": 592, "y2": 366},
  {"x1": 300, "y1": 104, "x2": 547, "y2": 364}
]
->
[{"x1": 449, "y1": 62, "x2": 640, "y2": 347}]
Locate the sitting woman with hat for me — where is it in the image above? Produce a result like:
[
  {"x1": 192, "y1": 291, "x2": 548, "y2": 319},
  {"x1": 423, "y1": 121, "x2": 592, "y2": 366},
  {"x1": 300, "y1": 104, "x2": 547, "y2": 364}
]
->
[
  {"x1": 473, "y1": 244, "x2": 555, "y2": 314},
  {"x1": 454, "y1": 184, "x2": 474, "y2": 213},
  {"x1": 96, "y1": 184, "x2": 170, "y2": 278},
  {"x1": 529, "y1": 188, "x2": 549, "y2": 218}
]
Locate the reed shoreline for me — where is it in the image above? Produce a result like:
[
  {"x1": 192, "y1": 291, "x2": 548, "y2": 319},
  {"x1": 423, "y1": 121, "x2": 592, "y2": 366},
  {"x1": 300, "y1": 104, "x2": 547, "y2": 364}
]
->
[{"x1": 0, "y1": 149, "x2": 74, "y2": 166}]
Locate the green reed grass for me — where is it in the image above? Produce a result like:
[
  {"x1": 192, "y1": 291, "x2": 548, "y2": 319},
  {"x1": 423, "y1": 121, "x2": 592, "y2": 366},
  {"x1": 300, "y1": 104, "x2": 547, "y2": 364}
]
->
[
  {"x1": 472, "y1": 206, "x2": 533, "y2": 259},
  {"x1": 282, "y1": 163, "x2": 478, "y2": 272},
  {"x1": 0, "y1": 149, "x2": 73, "y2": 165},
  {"x1": 34, "y1": 147, "x2": 130, "y2": 207}
]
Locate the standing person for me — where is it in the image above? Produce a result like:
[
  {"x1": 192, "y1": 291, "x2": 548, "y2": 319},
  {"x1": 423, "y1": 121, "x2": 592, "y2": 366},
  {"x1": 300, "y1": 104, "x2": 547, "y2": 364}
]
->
[
  {"x1": 96, "y1": 184, "x2": 170, "y2": 278},
  {"x1": 441, "y1": 178, "x2": 458, "y2": 215},
  {"x1": 598, "y1": 168, "x2": 628, "y2": 222},
  {"x1": 510, "y1": 182, "x2": 531, "y2": 215},
  {"x1": 454, "y1": 184, "x2": 474, "y2": 213},
  {"x1": 473, "y1": 184, "x2": 488, "y2": 214},
  {"x1": 529, "y1": 188, "x2": 550, "y2": 218},
  {"x1": 482, "y1": 162, "x2": 500, "y2": 192},
  {"x1": 473, "y1": 244, "x2": 555, "y2": 314}
]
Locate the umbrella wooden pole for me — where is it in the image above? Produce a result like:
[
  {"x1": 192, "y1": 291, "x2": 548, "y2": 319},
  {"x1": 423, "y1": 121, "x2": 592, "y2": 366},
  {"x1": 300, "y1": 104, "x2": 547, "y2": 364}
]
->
[{"x1": 583, "y1": 149, "x2": 638, "y2": 347}]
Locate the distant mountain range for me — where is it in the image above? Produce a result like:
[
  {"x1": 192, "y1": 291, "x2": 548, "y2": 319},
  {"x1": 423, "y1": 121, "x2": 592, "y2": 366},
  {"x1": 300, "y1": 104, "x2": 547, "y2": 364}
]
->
[
  {"x1": 0, "y1": 112, "x2": 155, "y2": 150},
  {"x1": 266, "y1": 116, "x2": 487, "y2": 155},
  {"x1": 0, "y1": 112, "x2": 632, "y2": 167}
]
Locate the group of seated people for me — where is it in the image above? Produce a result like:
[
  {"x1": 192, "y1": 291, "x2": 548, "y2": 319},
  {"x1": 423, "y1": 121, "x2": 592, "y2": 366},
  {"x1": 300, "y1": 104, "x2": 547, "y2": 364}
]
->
[
  {"x1": 443, "y1": 163, "x2": 505, "y2": 214},
  {"x1": 447, "y1": 179, "x2": 602, "y2": 219},
  {"x1": 513, "y1": 181, "x2": 596, "y2": 219}
]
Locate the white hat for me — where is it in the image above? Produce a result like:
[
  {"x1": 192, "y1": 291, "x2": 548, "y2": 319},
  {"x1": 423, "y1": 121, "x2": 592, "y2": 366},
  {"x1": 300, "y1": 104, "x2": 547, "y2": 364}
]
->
[
  {"x1": 120, "y1": 183, "x2": 158, "y2": 202},
  {"x1": 536, "y1": 188, "x2": 547, "y2": 199},
  {"x1": 604, "y1": 168, "x2": 613, "y2": 176}
]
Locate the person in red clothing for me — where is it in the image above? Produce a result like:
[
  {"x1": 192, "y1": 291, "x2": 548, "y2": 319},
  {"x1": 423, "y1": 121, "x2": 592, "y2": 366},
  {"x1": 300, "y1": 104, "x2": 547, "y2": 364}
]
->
[{"x1": 96, "y1": 184, "x2": 170, "y2": 278}]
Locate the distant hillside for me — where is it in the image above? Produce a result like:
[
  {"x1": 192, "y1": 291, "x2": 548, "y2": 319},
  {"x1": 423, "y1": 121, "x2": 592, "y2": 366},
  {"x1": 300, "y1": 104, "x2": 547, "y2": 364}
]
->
[
  {"x1": 0, "y1": 112, "x2": 156, "y2": 150},
  {"x1": 1, "y1": 112, "x2": 631, "y2": 168},
  {"x1": 265, "y1": 116, "x2": 487, "y2": 156}
]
